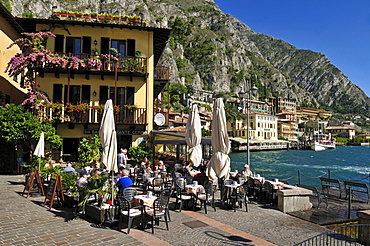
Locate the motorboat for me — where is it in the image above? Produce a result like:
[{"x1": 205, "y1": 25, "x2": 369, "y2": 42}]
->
[{"x1": 310, "y1": 134, "x2": 336, "y2": 151}]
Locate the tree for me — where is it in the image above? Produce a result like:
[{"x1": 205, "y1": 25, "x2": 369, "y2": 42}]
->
[
  {"x1": 0, "y1": 104, "x2": 62, "y2": 148},
  {"x1": 224, "y1": 103, "x2": 242, "y2": 137},
  {"x1": 78, "y1": 135, "x2": 102, "y2": 167}
]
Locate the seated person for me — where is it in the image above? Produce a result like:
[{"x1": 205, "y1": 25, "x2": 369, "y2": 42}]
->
[
  {"x1": 115, "y1": 167, "x2": 125, "y2": 183},
  {"x1": 76, "y1": 170, "x2": 88, "y2": 187},
  {"x1": 193, "y1": 166, "x2": 207, "y2": 181},
  {"x1": 62, "y1": 163, "x2": 76, "y2": 173},
  {"x1": 116, "y1": 169, "x2": 133, "y2": 194},
  {"x1": 141, "y1": 162, "x2": 153, "y2": 174},
  {"x1": 158, "y1": 160, "x2": 166, "y2": 172},
  {"x1": 238, "y1": 164, "x2": 253, "y2": 180}
]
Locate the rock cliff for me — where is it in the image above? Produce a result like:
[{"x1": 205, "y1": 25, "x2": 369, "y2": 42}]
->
[{"x1": 6, "y1": 0, "x2": 370, "y2": 115}]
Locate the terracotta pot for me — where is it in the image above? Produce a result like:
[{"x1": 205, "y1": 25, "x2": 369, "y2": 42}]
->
[
  {"x1": 128, "y1": 18, "x2": 135, "y2": 22},
  {"x1": 53, "y1": 12, "x2": 60, "y2": 16},
  {"x1": 83, "y1": 15, "x2": 90, "y2": 19},
  {"x1": 75, "y1": 14, "x2": 82, "y2": 17},
  {"x1": 113, "y1": 17, "x2": 119, "y2": 20},
  {"x1": 91, "y1": 15, "x2": 97, "y2": 19},
  {"x1": 121, "y1": 17, "x2": 127, "y2": 21},
  {"x1": 68, "y1": 13, "x2": 75, "y2": 17},
  {"x1": 98, "y1": 16, "x2": 105, "y2": 20},
  {"x1": 105, "y1": 16, "x2": 112, "y2": 20},
  {"x1": 60, "y1": 13, "x2": 67, "y2": 17},
  {"x1": 135, "y1": 19, "x2": 141, "y2": 22}
]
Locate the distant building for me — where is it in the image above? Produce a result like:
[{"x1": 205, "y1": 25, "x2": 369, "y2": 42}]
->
[{"x1": 326, "y1": 126, "x2": 355, "y2": 139}]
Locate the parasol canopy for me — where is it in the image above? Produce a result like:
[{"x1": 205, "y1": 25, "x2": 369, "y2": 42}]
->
[
  {"x1": 207, "y1": 98, "x2": 230, "y2": 180},
  {"x1": 185, "y1": 104, "x2": 202, "y2": 167}
]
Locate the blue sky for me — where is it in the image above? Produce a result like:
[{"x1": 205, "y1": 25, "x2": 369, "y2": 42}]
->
[{"x1": 214, "y1": 0, "x2": 370, "y2": 97}]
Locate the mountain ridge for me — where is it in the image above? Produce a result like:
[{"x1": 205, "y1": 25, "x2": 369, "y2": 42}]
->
[{"x1": 5, "y1": 0, "x2": 370, "y2": 116}]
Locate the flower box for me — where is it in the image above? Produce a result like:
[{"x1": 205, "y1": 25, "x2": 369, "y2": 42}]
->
[{"x1": 85, "y1": 204, "x2": 118, "y2": 223}]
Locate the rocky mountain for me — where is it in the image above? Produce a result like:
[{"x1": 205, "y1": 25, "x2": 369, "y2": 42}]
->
[{"x1": 5, "y1": 0, "x2": 370, "y2": 115}]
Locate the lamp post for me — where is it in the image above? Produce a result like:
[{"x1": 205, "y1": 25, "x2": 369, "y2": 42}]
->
[{"x1": 238, "y1": 79, "x2": 258, "y2": 167}]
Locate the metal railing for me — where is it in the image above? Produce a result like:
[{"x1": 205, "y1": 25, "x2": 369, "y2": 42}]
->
[
  {"x1": 44, "y1": 105, "x2": 146, "y2": 124},
  {"x1": 294, "y1": 224, "x2": 370, "y2": 246},
  {"x1": 46, "y1": 53, "x2": 147, "y2": 74}
]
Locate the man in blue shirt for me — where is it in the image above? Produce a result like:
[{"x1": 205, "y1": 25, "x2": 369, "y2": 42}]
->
[{"x1": 116, "y1": 169, "x2": 133, "y2": 194}]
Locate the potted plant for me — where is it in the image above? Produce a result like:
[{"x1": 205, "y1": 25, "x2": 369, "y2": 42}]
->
[
  {"x1": 121, "y1": 15, "x2": 128, "y2": 21},
  {"x1": 53, "y1": 10, "x2": 61, "y2": 16},
  {"x1": 128, "y1": 15, "x2": 135, "y2": 22},
  {"x1": 134, "y1": 15, "x2": 142, "y2": 22},
  {"x1": 75, "y1": 12, "x2": 83, "y2": 18},
  {"x1": 67, "y1": 11, "x2": 75, "y2": 18},
  {"x1": 83, "y1": 12, "x2": 90, "y2": 19},
  {"x1": 90, "y1": 12, "x2": 98, "y2": 19},
  {"x1": 104, "y1": 13, "x2": 113, "y2": 20},
  {"x1": 113, "y1": 15, "x2": 120, "y2": 21},
  {"x1": 97, "y1": 13, "x2": 105, "y2": 20},
  {"x1": 60, "y1": 10, "x2": 68, "y2": 17}
]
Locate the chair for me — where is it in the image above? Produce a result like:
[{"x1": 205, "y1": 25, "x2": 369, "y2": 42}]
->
[
  {"x1": 222, "y1": 179, "x2": 235, "y2": 203},
  {"x1": 229, "y1": 184, "x2": 248, "y2": 212},
  {"x1": 147, "y1": 178, "x2": 164, "y2": 196},
  {"x1": 144, "y1": 196, "x2": 169, "y2": 233},
  {"x1": 160, "y1": 188, "x2": 173, "y2": 221},
  {"x1": 174, "y1": 178, "x2": 193, "y2": 212},
  {"x1": 196, "y1": 182, "x2": 217, "y2": 214},
  {"x1": 174, "y1": 163, "x2": 182, "y2": 170},
  {"x1": 117, "y1": 188, "x2": 142, "y2": 234},
  {"x1": 264, "y1": 181, "x2": 278, "y2": 206},
  {"x1": 254, "y1": 179, "x2": 267, "y2": 202}
]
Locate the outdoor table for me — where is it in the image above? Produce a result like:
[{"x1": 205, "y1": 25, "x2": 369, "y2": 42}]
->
[
  {"x1": 185, "y1": 184, "x2": 204, "y2": 195},
  {"x1": 224, "y1": 183, "x2": 242, "y2": 206},
  {"x1": 266, "y1": 180, "x2": 284, "y2": 190},
  {"x1": 251, "y1": 176, "x2": 265, "y2": 184},
  {"x1": 133, "y1": 194, "x2": 157, "y2": 209}
]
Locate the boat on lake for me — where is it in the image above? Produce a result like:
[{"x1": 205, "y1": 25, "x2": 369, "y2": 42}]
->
[{"x1": 310, "y1": 133, "x2": 336, "y2": 151}]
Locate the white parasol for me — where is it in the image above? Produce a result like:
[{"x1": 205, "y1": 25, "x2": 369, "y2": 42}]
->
[
  {"x1": 99, "y1": 99, "x2": 117, "y2": 212},
  {"x1": 99, "y1": 99, "x2": 118, "y2": 173},
  {"x1": 207, "y1": 98, "x2": 230, "y2": 180},
  {"x1": 34, "y1": 132, "x2": 44, "y2": 170},
  {"x1": 185, "y1": 104, "x2": 202, "y2": 167}
]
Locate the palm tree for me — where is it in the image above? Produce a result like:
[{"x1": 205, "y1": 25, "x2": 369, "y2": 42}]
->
[{"x1": 224, "y1": 103, "x2": 242, "y2": 138}]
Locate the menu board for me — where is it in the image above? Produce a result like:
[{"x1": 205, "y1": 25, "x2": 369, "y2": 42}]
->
[
  {"x1": 23, "y1": 168, "x2": 44, "y2": 198},
  {"x1": 43, "y1": 173, "x2": 64, "y2": 209}
]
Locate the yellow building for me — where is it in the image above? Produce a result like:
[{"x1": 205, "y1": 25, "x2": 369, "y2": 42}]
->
[
  {"x1": 0, "y1": 4, "x2": 27, "y2": 104},
  {"x1": 15, "y1": 15, "x2": 171, "y2": 161}
]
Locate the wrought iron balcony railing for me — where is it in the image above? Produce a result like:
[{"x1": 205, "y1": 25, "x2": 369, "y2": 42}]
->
[{"x1": 43, "y1": 104, "x2": 147, "y2": 125}]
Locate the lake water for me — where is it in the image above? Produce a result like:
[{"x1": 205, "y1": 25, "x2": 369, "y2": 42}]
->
[{"x1": 229, "y1": 146, "x2": 370, "y2": 188}]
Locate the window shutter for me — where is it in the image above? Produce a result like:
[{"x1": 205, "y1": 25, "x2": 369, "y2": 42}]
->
[
  {"x1": 55, "y1": 35, "x2": 64, "y2": 53},
  {"x1": 101, "y1": 37, "x2": 110, "y2": 54},
  {"x1": 127, "y1": 39, "x2": 136, "y2": 57},
  {"x1": 81, "y1": 85, "x2": 91, "y2": 103},
  {"x1": 82, "y1": 36, "x2": 92, "y2": 54},
  {"x1": 53, "y1": 84, "x2": 63, "y2": 102},
  {"x1": 99, "y1": 86, "x2": 109, "y2": 104}
]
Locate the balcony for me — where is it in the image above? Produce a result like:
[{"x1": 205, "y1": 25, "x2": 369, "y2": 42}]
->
[
  {"x1": 43, "y1": 103, "x2": 146, "y2": 125},
  {"x1": 38, "y1": 53, "x2": 147, "y2": 79}
]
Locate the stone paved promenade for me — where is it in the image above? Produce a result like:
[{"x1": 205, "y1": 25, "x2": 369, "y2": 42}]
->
[{"x1": 0, "y1": 175, "x2": 328, "y2": 246}]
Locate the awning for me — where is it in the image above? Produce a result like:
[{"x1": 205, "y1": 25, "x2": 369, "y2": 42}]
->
[{"x1": 153, "y1": 130, "x2": 212, "y2": 145}]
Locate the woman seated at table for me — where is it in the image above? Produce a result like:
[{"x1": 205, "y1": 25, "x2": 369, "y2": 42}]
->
[
  {"x1": 116, "y1": 169, "x2": 133, "y2": 195},
  {"x1": 141, "y1": 161, "x2": 153, "y2": 174},
  {"x1": 158, "y1": 160, "x2": 166, "y2": 172}
]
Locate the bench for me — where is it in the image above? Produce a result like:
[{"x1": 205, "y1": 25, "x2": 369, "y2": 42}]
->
[
  {"x1": 320, "y1": 177, "x2": 343, "y2": 198},
  {"x1": 344, "y1": 181, "x2": 370, "y2": 204},
  {"x1": 296, "y1": 184, "x2": 328, "y2": 209}
]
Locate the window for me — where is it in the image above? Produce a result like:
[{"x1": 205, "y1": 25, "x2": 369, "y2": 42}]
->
[
  {"x1": 111, "y1": 40, "x2": 126, "y2": 57},
  {"x1": 81, "y1": 85, "x2": 91, "y2": 103},
  {"x1": 108, "y1": 86, "x2": 135, "y2": 106},
  {"x1": 64, "y1": 85, "x2": 80, "y2": 104},
  {"x1": 53, "y1": 84, "x2": 63, "y2": 102},
  {"x1": 55, "y1": 35, "x2": 64, "y2": 53},
  {"x1": 66, "y1": 37, "x2": 81, "y2": 54}
]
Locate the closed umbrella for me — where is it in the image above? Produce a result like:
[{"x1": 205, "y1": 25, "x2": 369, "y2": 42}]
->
[
  {"x1": 185, "y1": 104, "x2": 202, "y2": 167},
  {"x1": 99, "y1": 99, "x2": 117, "y2": 212},
  {"x1": 99, "y1": 99, "x2": 118, "y2": 173},
  {"x1": 207, "y1": 98, "x2": 230, "y2": 180},
  {"x1": 34, "y1": 132, "x2": 44, "y2": 170}
]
